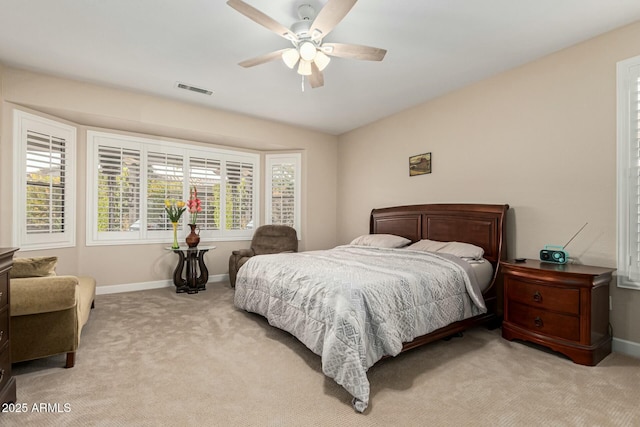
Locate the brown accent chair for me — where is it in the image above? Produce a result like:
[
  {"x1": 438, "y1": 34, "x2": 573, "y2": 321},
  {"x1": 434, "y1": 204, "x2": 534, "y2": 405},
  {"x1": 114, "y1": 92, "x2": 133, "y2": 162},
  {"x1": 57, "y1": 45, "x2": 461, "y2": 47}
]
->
[
  {"x1": 229, "y1": 225, "x2": 298, "y2": 287},
  {"x1": 10, "y1": 257, "x2": 96, "y2": 368}
]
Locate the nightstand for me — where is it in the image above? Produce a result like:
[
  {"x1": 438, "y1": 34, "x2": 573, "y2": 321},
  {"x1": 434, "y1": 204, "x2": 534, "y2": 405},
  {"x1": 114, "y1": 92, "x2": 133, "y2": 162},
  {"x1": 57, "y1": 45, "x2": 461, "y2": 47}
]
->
[{"x1": 501, "y1": 259, "x2": 615, "y2": 366}]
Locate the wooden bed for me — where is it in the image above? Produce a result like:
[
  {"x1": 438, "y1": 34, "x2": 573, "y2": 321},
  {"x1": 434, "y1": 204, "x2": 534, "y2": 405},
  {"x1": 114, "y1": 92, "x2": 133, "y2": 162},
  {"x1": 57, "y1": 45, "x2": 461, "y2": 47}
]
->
[
  {"x1": 235, "y1": 202, "x2": 509, "y2": 411},
  {"x1": 370, "y1": 203, "x2": 509, "y2": 352}
]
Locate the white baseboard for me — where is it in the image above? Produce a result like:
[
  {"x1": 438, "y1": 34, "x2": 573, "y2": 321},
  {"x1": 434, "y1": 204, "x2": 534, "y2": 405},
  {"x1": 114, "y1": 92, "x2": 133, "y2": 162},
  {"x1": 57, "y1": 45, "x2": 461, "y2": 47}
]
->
[
  {"x1": 613, "y1": 337, "x2": 640, "y2": 359},
  {"x1": 95, "y1": 274, "x2": 229, "y2": 295}
]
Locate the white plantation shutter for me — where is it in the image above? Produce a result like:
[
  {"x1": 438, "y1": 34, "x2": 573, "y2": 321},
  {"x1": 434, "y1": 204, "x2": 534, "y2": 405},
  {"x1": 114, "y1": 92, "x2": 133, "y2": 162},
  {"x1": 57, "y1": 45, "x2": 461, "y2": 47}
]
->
[
  {"x1": 97, "y1": 145, "x2": 141, "y2": 233},
  {"x1": 617, "y1": 57, "x2": 640, "y2": 289},
  {"x1": 188, "y1": 155, "x2": 221, "y2": 232},
  {"x1": 26, "y1": 131, "x2": 66, "y2": 234},
  {"x1": 631, "y1": 68, "x2": 640, "y2": 283},
  {"x1": 147, "y1": 150, "x2": 184, "y2": 231},
  {"x1": 86, "y1": 131, "x2": 259, "y2": 245},
  {"x1": 225, "y1": 160, "x2": 255, "y2": 231},
  {"x1": 13, "y1": 111, "x2": 76, "y2": 250},
  {"x1": 265, "y1": 153, "x2": 301, "y2": 235}
]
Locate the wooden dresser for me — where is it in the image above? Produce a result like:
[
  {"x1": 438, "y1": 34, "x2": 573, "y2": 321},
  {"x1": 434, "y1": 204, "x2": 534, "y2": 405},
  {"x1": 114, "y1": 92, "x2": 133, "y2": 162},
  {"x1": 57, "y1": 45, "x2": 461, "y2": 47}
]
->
[
  {"x1": 501, "y1": 259, "x2": 615, "y2": 366},
  {"x1": 0, "y1": 248, "x2": 18, "y2": 405}
]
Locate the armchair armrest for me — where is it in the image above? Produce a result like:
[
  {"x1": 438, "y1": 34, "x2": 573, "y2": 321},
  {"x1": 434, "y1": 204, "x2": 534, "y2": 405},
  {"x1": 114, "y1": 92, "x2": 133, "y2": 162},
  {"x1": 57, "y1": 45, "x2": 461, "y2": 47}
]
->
[
  {"x1": 232, "y1": 248, "x2": 255, "y2": 257},
  {"x1": 10, "y1": 275, "x2": 79, "y2": 316}
]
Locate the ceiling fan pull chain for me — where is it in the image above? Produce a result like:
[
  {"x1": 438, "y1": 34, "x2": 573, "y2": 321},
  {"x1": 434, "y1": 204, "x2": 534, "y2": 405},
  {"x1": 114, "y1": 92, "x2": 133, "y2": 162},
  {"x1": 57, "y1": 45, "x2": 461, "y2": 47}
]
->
[{"x1": 301, "y1": 75, "x2": 305, "y2": 92}]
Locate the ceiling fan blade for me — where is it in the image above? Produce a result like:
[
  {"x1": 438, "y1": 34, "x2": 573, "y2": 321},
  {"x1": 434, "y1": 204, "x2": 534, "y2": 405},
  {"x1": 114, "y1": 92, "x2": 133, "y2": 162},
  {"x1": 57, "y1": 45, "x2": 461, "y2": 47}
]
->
[
  {"x1": 321, "y1": 43, "x2": 387, "y2": 61},
  {"x1": 239, "y1": 48, "x2": 289, "y2": 68},
  {"x1": 227, "y1": 0, "x2": 297, "y2": 41},
  {"x1": 310, "y1": 0, "x2": 357, "y2": 40},
  {"x1": 309, "y1": 62, "x2": 324, "y2": 89}
]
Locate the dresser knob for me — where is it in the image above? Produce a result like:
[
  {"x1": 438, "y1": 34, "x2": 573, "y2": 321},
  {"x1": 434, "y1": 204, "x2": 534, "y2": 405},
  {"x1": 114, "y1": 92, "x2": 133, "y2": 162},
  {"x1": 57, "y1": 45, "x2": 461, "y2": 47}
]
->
[
  {"x1": 534, "y1": 316, "x2": 544, "y2": 328},
  {"x1": 532, "y1": 291, "x2": 542, "y2": 302}
]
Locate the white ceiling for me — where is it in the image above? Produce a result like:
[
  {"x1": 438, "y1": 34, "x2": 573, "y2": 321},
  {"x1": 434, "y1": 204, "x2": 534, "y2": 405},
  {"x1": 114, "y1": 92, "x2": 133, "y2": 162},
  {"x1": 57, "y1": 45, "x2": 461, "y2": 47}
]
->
[{"x1": 1, "y1": 1, "x2": 640, "y2": 135}]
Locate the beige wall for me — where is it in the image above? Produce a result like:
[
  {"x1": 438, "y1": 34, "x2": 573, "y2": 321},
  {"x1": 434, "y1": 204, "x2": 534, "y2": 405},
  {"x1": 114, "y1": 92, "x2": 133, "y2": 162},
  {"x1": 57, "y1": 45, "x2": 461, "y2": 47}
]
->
[
  {"x1": 0, "y1": 63, "x2": 3, "y2": 203},
  {"x1": 337, "y1": 21, "x2": 640, "y2": 344},
  {"x1": 0, "y1": 68, "x2": 338, "y2": 287}
]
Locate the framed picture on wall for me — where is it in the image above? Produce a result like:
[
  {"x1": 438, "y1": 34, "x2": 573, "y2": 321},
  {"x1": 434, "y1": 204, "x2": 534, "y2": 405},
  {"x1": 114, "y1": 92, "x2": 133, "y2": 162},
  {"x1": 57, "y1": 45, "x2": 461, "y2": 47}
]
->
[{"x1": 409, "y1": 152, "x2": 431, "y2": 176}]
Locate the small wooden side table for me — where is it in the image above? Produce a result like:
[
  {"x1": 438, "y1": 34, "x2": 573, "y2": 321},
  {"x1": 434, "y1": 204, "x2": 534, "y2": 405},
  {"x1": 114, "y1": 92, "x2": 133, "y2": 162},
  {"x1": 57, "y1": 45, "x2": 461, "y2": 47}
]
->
[
  {"x1": 168, "y1": 246, "x2": 215, "y2": 294},
  {"x1": 501, "y1": 259, "x2": 615, "y2": 366}
]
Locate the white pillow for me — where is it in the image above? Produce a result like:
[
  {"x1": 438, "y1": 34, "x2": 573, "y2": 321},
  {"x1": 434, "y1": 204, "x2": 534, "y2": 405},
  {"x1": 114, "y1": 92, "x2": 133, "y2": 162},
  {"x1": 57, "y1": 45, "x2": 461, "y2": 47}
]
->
[
  {"x1": 439, "y1": 241, "x2": 485, "y2": 259},
  {"x1": 407, "y1": 239, "x2": 484, "y2": 259},
  {"x1": 406, "y1": 239, "x2": 449, "y2": 252},
  {"x1": 350, "y1": 234, "x2": 411, "y2": 248}
]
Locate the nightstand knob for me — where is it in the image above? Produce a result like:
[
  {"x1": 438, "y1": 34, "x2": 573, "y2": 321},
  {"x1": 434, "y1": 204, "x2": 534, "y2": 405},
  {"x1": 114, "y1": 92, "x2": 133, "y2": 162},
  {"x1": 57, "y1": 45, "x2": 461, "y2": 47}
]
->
[
  {"x1": 534, "y1": 316, "x2": 544, "y2": 328},
  {"x1": 532, "y1": 291, "x2": 542, "y2": 302}
]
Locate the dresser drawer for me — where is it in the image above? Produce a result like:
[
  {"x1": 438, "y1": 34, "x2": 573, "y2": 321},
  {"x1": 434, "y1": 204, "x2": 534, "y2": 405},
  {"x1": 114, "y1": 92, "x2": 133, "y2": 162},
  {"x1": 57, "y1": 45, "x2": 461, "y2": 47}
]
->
[
  {"x1": 506, "y1": 277, "x2": 580, "y2": 315},
  {"x1": 508, "y1": 301, "x2": 580, "y2": 341},
  {"x1": 0, "y1": 272, "x2": 7, "y2": 308},
  {"x1": 0, "y1": 347, "x2": 10, "y2": 393},
  {"x1": 0, "y1": 307, "x2": 8, "y2": 351}
]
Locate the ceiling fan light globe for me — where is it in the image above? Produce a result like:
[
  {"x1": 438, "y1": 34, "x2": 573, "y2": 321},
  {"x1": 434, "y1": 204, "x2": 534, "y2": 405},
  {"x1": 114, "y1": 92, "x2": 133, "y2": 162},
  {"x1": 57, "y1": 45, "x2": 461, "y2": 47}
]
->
[
  {"x1": 314, "y1": 51, "x2": 331, "y2": 71},
  {"x1": 298, "y1": 60, "x2": 312, "y2": 76},
  {"x1": 282, "y1": 49, "x2": 300, "y2": 69},
  {"x1": 299, "y1": 41, "x2": 317, "y2": 61}
]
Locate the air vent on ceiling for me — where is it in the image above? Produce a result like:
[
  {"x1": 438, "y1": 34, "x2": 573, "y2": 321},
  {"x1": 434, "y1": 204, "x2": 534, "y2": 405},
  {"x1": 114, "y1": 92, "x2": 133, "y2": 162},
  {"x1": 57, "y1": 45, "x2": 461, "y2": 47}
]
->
[{"x1": 175, "y1": 82, "x2": 214, "y2": 96}]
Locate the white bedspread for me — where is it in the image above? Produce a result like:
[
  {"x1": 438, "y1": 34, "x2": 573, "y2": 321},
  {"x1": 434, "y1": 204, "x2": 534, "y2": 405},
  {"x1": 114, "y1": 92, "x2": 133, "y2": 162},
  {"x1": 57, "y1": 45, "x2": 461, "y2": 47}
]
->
[{"x1": 234, "y1": 245, "x2": 486, "y2": 412}]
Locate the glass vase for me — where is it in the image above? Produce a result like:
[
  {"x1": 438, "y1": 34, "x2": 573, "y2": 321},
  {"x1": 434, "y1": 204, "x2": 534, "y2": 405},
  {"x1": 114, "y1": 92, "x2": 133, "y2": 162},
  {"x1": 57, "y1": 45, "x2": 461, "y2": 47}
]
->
[{"x1": 171, "y1": 222, "x2": 179, "y2": 249}]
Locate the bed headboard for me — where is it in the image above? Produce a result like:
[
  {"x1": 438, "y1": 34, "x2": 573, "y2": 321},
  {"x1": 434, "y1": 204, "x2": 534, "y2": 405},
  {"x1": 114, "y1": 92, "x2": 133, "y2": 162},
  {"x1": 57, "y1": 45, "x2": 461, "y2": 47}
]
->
[{"x1": 370, "y1": 203, "x2": 509, "y2": 265}]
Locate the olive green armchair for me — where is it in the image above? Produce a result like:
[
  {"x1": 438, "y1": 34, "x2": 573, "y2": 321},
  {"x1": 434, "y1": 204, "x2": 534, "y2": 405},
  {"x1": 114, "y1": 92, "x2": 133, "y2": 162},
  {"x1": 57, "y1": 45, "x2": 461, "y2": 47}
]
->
[{"x1": 10, "y1": 257, "x2": 96, "y2": 368}]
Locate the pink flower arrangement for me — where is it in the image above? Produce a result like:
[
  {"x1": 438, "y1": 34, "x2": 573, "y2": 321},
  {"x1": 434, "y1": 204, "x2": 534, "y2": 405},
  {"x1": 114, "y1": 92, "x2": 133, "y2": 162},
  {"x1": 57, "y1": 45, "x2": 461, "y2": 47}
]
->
[{"x1": 187, "y1": 186, "x2": 202, "y2": 225}]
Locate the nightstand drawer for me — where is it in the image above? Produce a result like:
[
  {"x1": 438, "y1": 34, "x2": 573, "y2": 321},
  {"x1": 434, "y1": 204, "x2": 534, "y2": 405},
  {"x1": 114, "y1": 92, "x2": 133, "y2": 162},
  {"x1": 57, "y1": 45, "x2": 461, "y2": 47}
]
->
[
  {"x1": 506, "y1": 277, "x2": 580, "y2": 315},
  {"x1": 508, "y1": 301, "x2": 580, "y2": 342}
]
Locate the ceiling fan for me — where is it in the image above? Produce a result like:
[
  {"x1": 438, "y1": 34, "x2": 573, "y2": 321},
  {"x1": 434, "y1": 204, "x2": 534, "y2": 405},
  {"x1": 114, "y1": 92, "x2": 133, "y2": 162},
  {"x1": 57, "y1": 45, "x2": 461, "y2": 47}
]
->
[{"x1": 226, "y1": 0, "x2": 387, "y2": 89}]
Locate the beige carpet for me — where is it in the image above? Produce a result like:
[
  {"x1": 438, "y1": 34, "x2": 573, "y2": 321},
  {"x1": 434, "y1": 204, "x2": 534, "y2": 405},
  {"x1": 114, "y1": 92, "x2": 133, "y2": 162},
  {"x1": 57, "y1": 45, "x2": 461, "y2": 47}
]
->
[{"x1": 4, "y1": 282, "x2": 640, "y2": 426}]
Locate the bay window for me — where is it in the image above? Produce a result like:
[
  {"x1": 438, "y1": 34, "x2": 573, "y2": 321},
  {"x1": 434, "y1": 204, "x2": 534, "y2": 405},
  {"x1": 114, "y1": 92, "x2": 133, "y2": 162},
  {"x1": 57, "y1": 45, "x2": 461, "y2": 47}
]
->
[{"x1": 87, "y1": 131, "x2": 259, "y2": 245}]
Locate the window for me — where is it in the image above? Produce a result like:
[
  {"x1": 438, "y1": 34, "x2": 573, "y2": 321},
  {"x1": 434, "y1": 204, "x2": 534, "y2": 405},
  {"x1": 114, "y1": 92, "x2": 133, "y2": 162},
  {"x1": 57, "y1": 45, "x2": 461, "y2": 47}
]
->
[
  {"x1": 13, "y1": 110, "x2": 76, "y2": 250},
  {"x1": 96, "y1": 143, "x2": 141, "y2": 237},
  {"x1": 265, "y1": 153, "x2": 301, "y2": 236},
  {"x1": 146, "y1": 149, "x2": 184, "y2": 233},
  {"x1": 225, "y1": 158, "x2": 255, "y2": 232},
  {"x1": 188, "y1": 154, "x2": 221, "y2": 231},
  {"x1": 617, "y1": 55, "x2": 640, "y2": 290},
  {"x1": 87, "y1": 131, "x2": 259, "y2": 245}
]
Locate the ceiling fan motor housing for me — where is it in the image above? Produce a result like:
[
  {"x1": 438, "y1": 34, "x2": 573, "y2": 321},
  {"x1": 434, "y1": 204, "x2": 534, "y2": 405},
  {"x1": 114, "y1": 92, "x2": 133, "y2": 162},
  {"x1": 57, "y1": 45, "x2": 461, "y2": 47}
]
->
[
  {"x1": 291, "y1": 19, "x2": 313, "y2": 39},
  {"x1": 297, "y1": 3, "x2": 316, "y2": 20}
]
